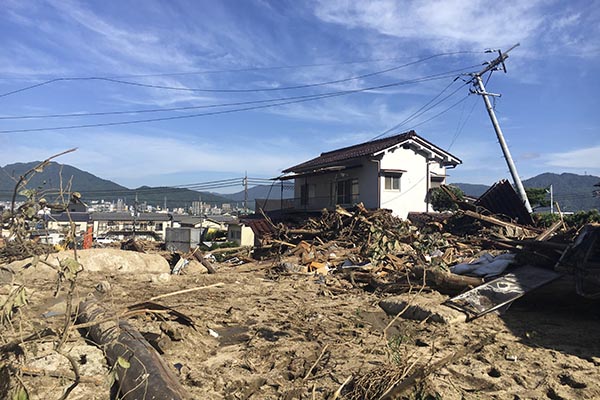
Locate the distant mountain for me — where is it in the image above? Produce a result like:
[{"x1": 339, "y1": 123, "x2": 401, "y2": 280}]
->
[
  {"x1": 222, "y1": 184, "x2": 295, "y2": 203},
  {"x1": 221, "y1": 183, "x2": 295, "y2": 211},
  {"x1": 0, "y1": 161, "x2": 230, "y2": 208},
  {"x1": 0, "y1": 161, "x2": 126, "y2": 194},
  {"x1": 522, "y1": 173, "x2": 599, "y2": 212},
  {"x1": 453, "y1": 173, "x2": 599, "y2": 212},
  {"x1": 451, "y1": 183, "x2": 490, "y2": 197}
]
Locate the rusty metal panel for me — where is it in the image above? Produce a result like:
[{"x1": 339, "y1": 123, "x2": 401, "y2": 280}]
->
[{"x1": 475, "y1": 179, "x2": 533, "y2": 225}]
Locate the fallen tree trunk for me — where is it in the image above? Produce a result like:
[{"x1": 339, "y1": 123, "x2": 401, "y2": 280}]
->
[
  {"x1": 410, "y1": 266, "x2": 484, "y2": 295},
  {"x1": 78, "y1": 299, "x2": 190, "y2": 400}
]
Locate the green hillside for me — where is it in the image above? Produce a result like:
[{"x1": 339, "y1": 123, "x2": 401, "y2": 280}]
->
[
  {"x1": 454, "y1": 173, "x2": 599, "y2": 212},
  {"x1": 522, "y1": 173, "x2": 599, "y2": 212},
  {"x1": 0, "y1": 161, "x2": 230, "y2": 207}
]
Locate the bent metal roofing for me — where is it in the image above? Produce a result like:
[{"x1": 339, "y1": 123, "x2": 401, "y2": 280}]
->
[{"x1": 283, "y1": 130, "x2": 461, "y2": 174}]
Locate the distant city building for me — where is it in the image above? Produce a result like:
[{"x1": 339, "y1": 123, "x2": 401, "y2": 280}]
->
[
  {"x1": 116, "y1": 198, "x2": 126, "y2": 212},
  {"x1": 190, "y1": 201, "x2": 204, "y2": 216}
]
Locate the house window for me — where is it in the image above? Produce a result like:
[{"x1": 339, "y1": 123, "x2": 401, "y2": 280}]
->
[
  {"x1": 336, "y1": 179, "x2": 359, "y2": 204},
  {"x1": 155, "y1": 223, "x2": 163, "y2": 231},
  {"x1": 384, "y1": 175, "x2": 401, "y2": 191}
]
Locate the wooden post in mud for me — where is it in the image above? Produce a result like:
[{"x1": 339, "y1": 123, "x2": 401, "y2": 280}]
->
[{"x1": 78, "y1": 299, "x2": 190, "y2": 400}]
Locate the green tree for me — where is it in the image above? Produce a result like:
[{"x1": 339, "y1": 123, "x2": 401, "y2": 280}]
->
[
  {"x1": 429, "y1": 185, "x2": 464, "y2": 211},
  {"x1": 525, "y1": 187, "x2": 550, "y2": 209}
]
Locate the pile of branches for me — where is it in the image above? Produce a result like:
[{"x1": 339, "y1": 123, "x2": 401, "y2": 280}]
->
[
  {"x1": 301, "y1": 204, "x2": 418, "y2": 264},
  {"x1": 263, "y1": 204, "x2": 491, "y2": 294}
]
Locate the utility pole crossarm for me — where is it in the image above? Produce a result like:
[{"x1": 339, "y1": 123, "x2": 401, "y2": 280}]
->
[{"x1": 476, "y1": 43, "x2": 520, "y2": 77}]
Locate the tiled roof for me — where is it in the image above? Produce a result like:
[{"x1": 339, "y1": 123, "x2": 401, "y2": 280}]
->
[
  {"x1": 241, "y1": 218, "x2": 275, "y2": 238},
  {"x1": 475, "y1": 179, "x2": 533, "y2": 225},
  {"x1": 283, "y1": 131, "x2": 415, "y2": 173},
  {"x1": 207, "y1": 215, "x2": 237, "y2": 223},
  {"x1": 173, "y1": 216, "x2": 203, "y2": 225},
  {"x1": 283, "y1": 130, "x2": 459, "y2": 173},
  {"x1": 47, "y1": 212, "x2": 90, "y2": 222},
  {"x1": 91, "y1": 212, "x2": 172, "y2": 221}
]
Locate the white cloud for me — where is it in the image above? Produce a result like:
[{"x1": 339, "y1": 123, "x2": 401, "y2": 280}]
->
[
  {"x1": 0, "y1": 131, "x2": 313, "y2": 185},
  {"x1": 544, "y1": 145, "x2": 600, "y2": 170},
  {"x1": 48, "y1": 1, "x2": 195, "y2": 69},
  {"x1": 313, "y1": 0, "x2": 600, "y2": 61},
  {"x1": 314, "y1": 0, "x2": 544, "y2": 51}
]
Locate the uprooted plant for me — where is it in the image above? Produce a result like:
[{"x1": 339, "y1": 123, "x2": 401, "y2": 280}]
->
[{"x1": 0, "y1": 148, "x2": 89, "y2": 400}]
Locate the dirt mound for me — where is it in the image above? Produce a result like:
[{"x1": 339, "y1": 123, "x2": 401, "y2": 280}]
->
[{"x1": 4, "y1": 248, "x2": 170, "y2": 278}]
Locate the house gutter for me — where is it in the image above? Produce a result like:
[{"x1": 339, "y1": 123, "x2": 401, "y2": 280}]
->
[{"x1": 370, "y1": 158, "x2": 381, "y2": 209}]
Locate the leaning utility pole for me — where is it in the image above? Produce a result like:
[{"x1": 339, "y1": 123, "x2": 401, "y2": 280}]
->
[
  {"x1": 471, "y1": 43, "x2": 533, "y2": 213},
  {"x1": 243, "y1": 172, "x2": 248, "y2": 214},
  {"x1": 133, "y1": 192, "x2": 139, "y2": 239}
]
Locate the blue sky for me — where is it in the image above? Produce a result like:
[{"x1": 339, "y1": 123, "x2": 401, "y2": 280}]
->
[{"x1": 1, "y1": 0, "x2": 598, "y2": 191}]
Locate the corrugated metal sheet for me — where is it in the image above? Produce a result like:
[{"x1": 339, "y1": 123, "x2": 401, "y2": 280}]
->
[
  {"x1": 243, "y1": 219, "x2": 276, "y2": 238},
  {"x1": 475, "y1": 179, "x2": 533, "y2": 225}
]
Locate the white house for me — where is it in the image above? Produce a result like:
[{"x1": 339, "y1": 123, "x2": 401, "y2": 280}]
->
[
  {"x1": 227, "y1": 221, "x2": 256, "y2": 247},
  {"x1": 91, "y1": 212, "x2": 172, "y2": 240},
  {"x1": 227, "y1": 218, "x2": 275, "y2": 247},
  {"x1": 280, "y1": 131, "x2": 461, "y2": 218}
]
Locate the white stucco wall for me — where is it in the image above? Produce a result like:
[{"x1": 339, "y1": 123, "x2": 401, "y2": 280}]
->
[
  {"x1": 379, "y1": 146, "x2": 447, "y2": 218},
  {"x1": 289, "y1": 142, "x2": 453, "y2": 219},
  {"x1": 292, "y1": 161, "x2": 380, "y2": 211},
  {"x1": 227, "y1": 224, "x2": 255, "y2": 247}
]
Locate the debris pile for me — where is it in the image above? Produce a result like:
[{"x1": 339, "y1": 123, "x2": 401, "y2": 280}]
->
[
  {"x1": 265, "y1": 202, "x2": 543, "y2": 296},
  {"x1": 1, "y1": 179, "x2": 600, "y2": 399}
]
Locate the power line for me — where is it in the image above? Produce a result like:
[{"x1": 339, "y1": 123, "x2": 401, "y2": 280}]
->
[
  {"x1": 0, "y1": 66, "x2": 480, "y2": 122},
  {"x1": 2, "y1": 51, "x2": 484, "y2": 81},
  {"x1": 407, "y1": 95, "x2": 471, "y2": 131},
  {"x1": 0, "y1": 51, "x2": 483, "y2": 98},
  {"x1": 0, "y1": 67, "x2": 481, "y2": 134},
  {"x1": 0, "y1": 176, "x2": 293, "y2": 196},
  {"x1": 447, "y1": 95, "x2": 478, "y2": 150},
  {"x1": 370, "y1": 77, "x2": 468, "y2": 141}
]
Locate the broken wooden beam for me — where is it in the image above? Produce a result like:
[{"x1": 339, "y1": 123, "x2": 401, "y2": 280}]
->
[
  {"x1": 191, "y1": 249, "x2": 216, "y2": 274},
  {"x1": 535, "y1": 220, "x2": 563, "y2": 241},
  {"x1": 78, "y1": 299, "x2": 190, "y2": 400},
  {"x1": 462, "y1": 210, "x2": 537, "y2": 236}
]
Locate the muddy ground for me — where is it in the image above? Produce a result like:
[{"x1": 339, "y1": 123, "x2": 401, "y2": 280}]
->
[{"x1": 2, "y1": 257, "x2": 600, "y2": 400}]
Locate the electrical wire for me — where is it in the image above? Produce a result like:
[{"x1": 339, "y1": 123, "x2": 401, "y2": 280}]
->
[
  {"x1": 0, "y1": 66, "x2": 480, "y2": 121},
  {"x1": 370, "y1": 77, "x2": 469, "y2": 141},
  {"x1": 2, "y1": 51, "x2": 484, "y2": 81},
  {"x1": 0, "y1": 67, "x2": 481, "y2": 134},
  {"x1": 447, "y1": 95, "x2": 478, "y2": 150},
  {"x1": 0, "y1": 51, "x2": 483, "y2": 98},
  {"x1": 405, "y1": 94, "x2": 471, "y2": 131},
  {"x1": 0, "y1": 176, "x2": 292, "y2": 196}
]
